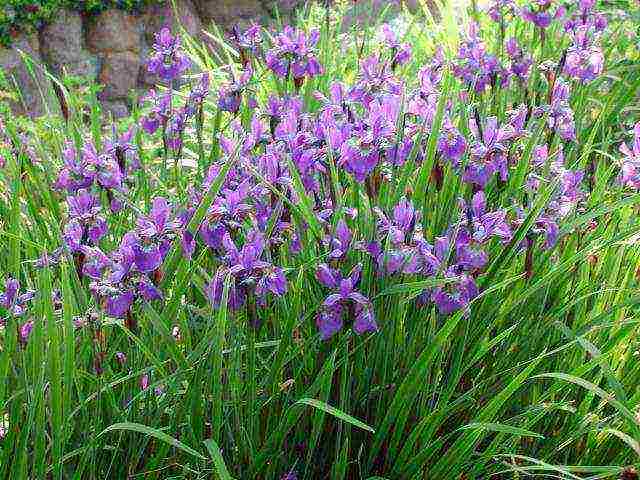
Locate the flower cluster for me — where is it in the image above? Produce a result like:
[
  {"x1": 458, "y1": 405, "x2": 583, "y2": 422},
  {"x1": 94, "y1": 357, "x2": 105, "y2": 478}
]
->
[
  {"x1": 218, "y1": 68, "x2": 253, "y2": 114},
  {"x1": 540, "y1": 78, "x2": 576, "y2": 142},
  {"x1": 454, "y1": 23, "x2": 507, "y2": 93},
  {"x1": 380, "y1": 24, "x2": 412, "y2": 69},
  {"x1": 142, "y1": 72, "x2": 209, "y2": 150},
  {"x1": 265, "y1": 26, "x2": 322, "y2": 86},
  {"x1": 562, "y1": 0, "x2": 606, "y2": 82},
  {"x1": 463, "y1": 111, "x2": 523, "y2": 188},
  {"x1": 206, "y1": 231, "x2": 287, "y2": 311},
  {"x1": 80, "y1": 197, "x2": 184, "y2": 321},
  {"x1": 505, "y1": 38, "x2": 533, "y2": 83},
  {"x1": 54, "y1": 128, "x2": 140, "y2": 213},
  {"x1": 147, "y1": 27, "x2": 191, "y2": 82},
  {"x1": 520, "y1": 145, "x2": 584, "y2": 249},
  {"x1": 521, "y1": 0, "x2": 564, "y2": 29},
  {"x1": 142, "y1": 29, "x2": 209, "y2": 152},
  {"x1": 0, "y1": 278, "x2": 36, "y2": 345},
  {"x1": 228, "y1": 24, "x2": 263, "y2": 67},
  {"x1": 316, "y1": 263, "x2": 376, "y2": 339},
  {"x1": 619, "y1": 123, "x2": 640, "y2": 189},
  {"x1": 44, "y1": 17, "x2": 609, "y2": 342}
]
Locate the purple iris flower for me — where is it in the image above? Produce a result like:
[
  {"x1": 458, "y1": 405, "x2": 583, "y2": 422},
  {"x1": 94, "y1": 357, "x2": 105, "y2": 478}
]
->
[
  {"x1": 181, "y1": 230, "x2": 195, "y2": 260},
  {"x1": 619, "y1": 123, "x2": 640, "y2": 189},
  {"x1": 564, "y1": 26, "x2": 604, "y2": 83},
  {"x1": 128, "y1": 197, "x2": 180, "y2": 273},
  {"x1": 340, "y1": 143, "x2": 379, "y2": 183},
  {"x1": 106, "y1": 291, "x2": 135, "y2": 318},
  {"x1": 431, "y1": 273, "x2": 479, "y2": 315},
  {"x1": 374, "y1": 197, "x2": 419, "y2": 246},
  {"x1": 218, "y1": 68, "x2": 252, "y2": 114},
  {"x1": 63, "y1": 190, "x2": 108, "y2": 253},
  {"x1": 266, "y1": 26, "x2": 322, "y2": 83},
  {"x1": 564, "y1": 0, "x2": 607, "y2": 32},
  {"x1": 80, "y1": 246, "x2": 112, "y2": 281},
  {"x1": 206, "y1": 231, "x2": 287, "y2": 310},
  {"x1": 210, "y1": 180, "x2": 254, "y2": 225},
  {"x1": 200, "y1": 221, "x2": 228, "y2": 250},
  {"x1": 1, "y1": 278, "x2": 35, "y2": 318},
  {"x1": 228, "y1": 24, "x2": 263, "y2": 66},
  {"x1": 327, "y1": 219, "x2": 353, "y2": 260},
  {"x1": 419, "y1": 48, "x2": 445, "y2": 91},
  {"x1": 314, "y1": 81, "x2": 361, "y2": 119},
  {"x1": 255, "y1": 266, "x2": 288, "y2": 303},
  {"x1": 381, "y1": 24, "x2": 412, "y2": 67},
  {"x1": 57, "y1": 140, "x2": 125, "y2": 198},
  {"x1": 115, "y1": 352, "x2": 127, "y2": 365},
  {"x1": 184, "y1": 72, "x2": 210, "y2": 116},
  {"x1": 95, "y1": 153, "x2": 124, "y2": 191},
  {"x1": 63, "y1": 220, "x2": 84, "y2": 253},
  {"x1": 0, "y1": 278, "x2": 19, "y2": 313},
  {"x1": 165, "y1": 107, "x2": 189, "y2": 150},
  {"x1": 453, "y1": 230, "x2": 489, "y2": 271},
  {"x1": 533, "y1": 217, "x2": 559, "y2": 249},
  {"x1": 140, "y1": 90, "x2": 172, "y2": 135},
  {"x1": 354, "y1": 56, "x2": 402, "y2": 107},
  {"x1": 132, "y1": 243, "x2": 163, "y2": 273},
  {"x1": 445, "y1": 198, "x2": 510, "y2": 274},
  {"x1": 82, "y1": 233, "x2": 166, "y2": 320},
  {"x1": 137, "y1": 197, "x2": 177, "y2": 238},
  {"x1": 243, "y1": 115, "x2": 269, "y2": 153},
  {"x1": 19, "y1": 320, "x2": 34, "y2": 345},
  {"x1": 505, "y1": 38, "x2": 533, "y2": 82},
  {"x1": 546, "y1": 79, "x2": 576, "y2": 141},
  {"x1": 517, "y1": 144, "x2": 583, "y2": 251},
  {"x1": 438, "y1": 120, "x2": 467, "y2": 165},
  {"x1": 521, "y1": 7, "x2": 552, "y2": 28},
  {"x1": 147, "y1": 28, "x2": 191, "y2": 82},
  {"x1": 104, "y1": 126, "x2": 140, "y2": 174},
  {"x1": 454, "y1": 23, "x2": 507, "y2": 93},
  {"x1": 464, "y1": 116, "x2": 516, "y2": 187},
  {"x1": 138, "y1": 278, "x2": 162, "y2": 301},
  {"x1": 315, "y1": 263, "x2": 377, "y2": 340},
  {"x1": 466, "y1": 191, "x2": 512, "y2": 244},
  {"x1": 521, "y1": 0, "x2": 565, "y2": 28},
  {"x1": 54, "y1": 142, "x2": 97, "y2": 193}
]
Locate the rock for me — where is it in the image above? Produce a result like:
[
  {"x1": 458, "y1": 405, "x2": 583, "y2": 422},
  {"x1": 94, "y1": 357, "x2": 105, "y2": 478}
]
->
[
  {"x1": 39, "y1": 8, "x2": 98, "y2": 79},
  {"x1": 86, "y1": 9, "x2": 142, "y2": 54},
  {"x1": 262, "y1": 0, "x2": 302, "y2": 18},
  {"x1": 144, "y1": 0, "x2": 203, "y2": 43},
  {"x1": 0, "y1": 34, "x2": 50, "y2": 117},
  {"x1": 101, "y1": 99, "x2": 130, "y2": 119},
  {"x1": 340, "y1": 0, "x2": 438, "y2": 29},
  {"x1": 194, "y1": 0, "x2": 268, "y2": 30},
  {"x1": 98, "y1": 51, "x2": 140, "y2": 100}
]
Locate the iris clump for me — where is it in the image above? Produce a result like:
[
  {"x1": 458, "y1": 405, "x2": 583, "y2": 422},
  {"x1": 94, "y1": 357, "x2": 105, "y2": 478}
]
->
[{"x1": 2, "y1": 0, "x2": 640, "y2": 479}]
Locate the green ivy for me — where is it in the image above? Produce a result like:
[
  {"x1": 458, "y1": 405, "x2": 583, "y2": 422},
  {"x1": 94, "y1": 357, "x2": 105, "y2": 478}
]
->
[{"x1": 0, "y1": 1, "x2": 164, "y2": 47}]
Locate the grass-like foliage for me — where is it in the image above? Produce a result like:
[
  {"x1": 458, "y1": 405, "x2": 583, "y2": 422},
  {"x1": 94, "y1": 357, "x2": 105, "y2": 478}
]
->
[{"x1": 1, "y1": 0, "x2": 640, "y2": 478}]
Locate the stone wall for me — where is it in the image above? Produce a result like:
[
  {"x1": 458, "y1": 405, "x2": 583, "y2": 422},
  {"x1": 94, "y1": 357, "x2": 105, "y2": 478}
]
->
[
  {"x1": 0, "y1": 0, "x2": 299, "y2": 117},
  {"x1": 0, "y1": 0, "x2": 426, "y2": 118}
]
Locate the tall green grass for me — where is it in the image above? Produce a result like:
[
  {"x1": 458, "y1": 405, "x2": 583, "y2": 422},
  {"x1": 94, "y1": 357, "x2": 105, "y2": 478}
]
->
[{"x1": 1, "y1": 0, "x2": 640, "y2": 478}]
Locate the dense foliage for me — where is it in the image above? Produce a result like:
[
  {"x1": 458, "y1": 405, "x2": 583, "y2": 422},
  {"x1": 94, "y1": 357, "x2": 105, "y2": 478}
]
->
[
  {"x1": 1, "y1": 0, "x2": 640, "y2": 478},
  {"x1": 0, "y1": 0, "x2": 163, "y2": 47}
]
